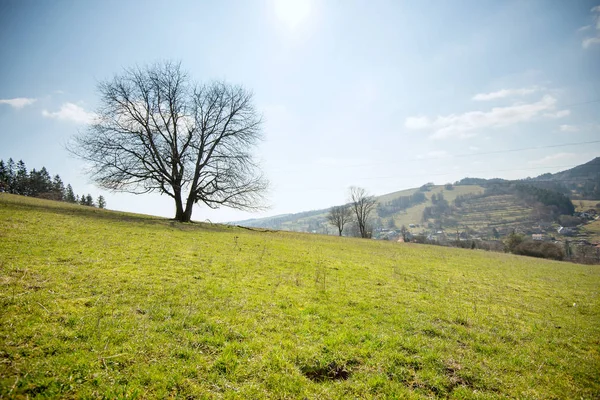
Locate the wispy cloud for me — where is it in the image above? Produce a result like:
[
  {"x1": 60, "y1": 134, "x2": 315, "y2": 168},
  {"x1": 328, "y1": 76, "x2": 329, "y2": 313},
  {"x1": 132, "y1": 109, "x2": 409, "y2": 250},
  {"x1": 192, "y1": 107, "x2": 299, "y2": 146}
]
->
[
  {"x1": 472, "y1": 87, "x2": 539, "y2": 101},
  {"x1": 583, "y1": 37, "x2": 600, "y2": 48},
  {"x1": 0, "y1": 97, "x2": 37, "y2": 109},
  {"x1": 544, "y1": 109, "x2": 570, "y2": 119},
  {"x1": 559, "y1": 124, "x2": 579, "y2": 132},
  {"x1": 405, "y1": 95, "x2": 564, "y2": 140},
  {"x1": 42, "y1": 103, "x2": 97, "y2": 124},
  {"x1": 528, "y1": 152, "x2": 576, "y2": 166},
  {"x1": 581, "y1": 6, "x2": 600, "y2": 48}
]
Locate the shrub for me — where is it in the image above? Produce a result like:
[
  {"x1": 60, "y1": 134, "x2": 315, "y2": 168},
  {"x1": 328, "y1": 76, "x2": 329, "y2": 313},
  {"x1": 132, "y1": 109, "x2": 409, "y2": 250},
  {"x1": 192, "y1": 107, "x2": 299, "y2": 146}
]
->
[
  {"x1": 512, "y1": 241, "x2": 564, "y2": 261},
  {"x1": 558, "y1": 215, "x2": 582, "y2": 227},
  {"x1": 504, "y1": 232, "x2": 524, "y2": 253}
]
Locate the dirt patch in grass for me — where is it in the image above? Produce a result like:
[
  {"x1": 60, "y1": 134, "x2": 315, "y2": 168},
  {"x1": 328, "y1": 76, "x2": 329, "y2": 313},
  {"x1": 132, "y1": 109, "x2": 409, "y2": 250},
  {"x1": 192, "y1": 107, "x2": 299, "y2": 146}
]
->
[{"x1": 299, "y1": 360, "x2": 356, "y2": 382}]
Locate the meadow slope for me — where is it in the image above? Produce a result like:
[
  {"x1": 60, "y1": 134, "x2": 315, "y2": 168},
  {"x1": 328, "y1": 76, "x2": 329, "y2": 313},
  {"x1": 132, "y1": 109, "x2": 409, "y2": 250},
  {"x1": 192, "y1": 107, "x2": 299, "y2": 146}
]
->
[{"x1": 0, "y1": 194, "x2": 599, "y2": 399}]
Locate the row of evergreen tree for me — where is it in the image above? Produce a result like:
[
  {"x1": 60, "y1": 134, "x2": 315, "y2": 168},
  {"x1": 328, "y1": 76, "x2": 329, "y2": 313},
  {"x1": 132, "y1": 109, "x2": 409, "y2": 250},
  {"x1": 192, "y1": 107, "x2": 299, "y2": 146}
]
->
[{"x1": 0, "y1": 158, "x2": 106, "y2": 208}]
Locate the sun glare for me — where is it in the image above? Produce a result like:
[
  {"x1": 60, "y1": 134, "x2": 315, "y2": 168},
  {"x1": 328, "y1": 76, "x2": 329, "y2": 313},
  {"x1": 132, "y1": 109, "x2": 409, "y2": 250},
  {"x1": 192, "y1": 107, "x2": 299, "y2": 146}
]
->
[{"x1": 273, "y1": 0, "x2": 312, "y2": 30}]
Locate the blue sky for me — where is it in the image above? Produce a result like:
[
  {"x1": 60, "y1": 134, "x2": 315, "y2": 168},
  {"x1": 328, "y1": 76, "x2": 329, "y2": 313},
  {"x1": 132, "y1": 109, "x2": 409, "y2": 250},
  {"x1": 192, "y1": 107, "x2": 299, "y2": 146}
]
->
[{"x1": 1, "y1": 0, "x2": 599, "y2": 222}]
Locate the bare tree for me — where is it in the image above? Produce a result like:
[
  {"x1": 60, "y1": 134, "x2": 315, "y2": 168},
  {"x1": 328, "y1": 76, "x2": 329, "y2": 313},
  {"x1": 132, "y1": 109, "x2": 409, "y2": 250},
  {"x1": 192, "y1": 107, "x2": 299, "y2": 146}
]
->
[
  {"x1": 70, "y1": 61, "x2": 267, "y2": 222},
  {"x1": 400, "y1": 225, "x2": 409, "y2": 242},
  {"x1": 349, "y1": 186, "x2": 376, "y2": 238},
  {"x1": 327, "y1": 205, "x2": 353, "y2": 236}
]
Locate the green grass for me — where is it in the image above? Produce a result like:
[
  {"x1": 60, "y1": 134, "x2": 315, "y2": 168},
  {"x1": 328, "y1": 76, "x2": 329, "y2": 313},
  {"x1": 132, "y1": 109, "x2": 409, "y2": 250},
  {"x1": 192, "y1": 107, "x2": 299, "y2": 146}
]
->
[
  {"x1": 574, "y1": 200, "x2": 600, "y2": 212},
  {"x1": 1, "y1": 193, "x2": 599, "y2": 399}
]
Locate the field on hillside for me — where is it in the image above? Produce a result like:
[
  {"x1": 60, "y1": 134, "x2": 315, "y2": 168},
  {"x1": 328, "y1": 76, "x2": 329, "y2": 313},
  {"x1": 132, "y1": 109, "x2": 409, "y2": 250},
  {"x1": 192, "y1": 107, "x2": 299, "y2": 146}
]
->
[
  {"x1": 1, "y1": 194, "x2": 599, "y2": 399},
  {"x1": 451, "y1": 194, "x2": 532, "y2": 232},
  {"x1": 392, "y1": 185, "x2": 485, "y2": 230},
  {"x1": 582, "y1": 219, "x2": 600, "y2": 243},
  {"x1": 575, "y1": 200, "x2": 600, "y2": 212}
]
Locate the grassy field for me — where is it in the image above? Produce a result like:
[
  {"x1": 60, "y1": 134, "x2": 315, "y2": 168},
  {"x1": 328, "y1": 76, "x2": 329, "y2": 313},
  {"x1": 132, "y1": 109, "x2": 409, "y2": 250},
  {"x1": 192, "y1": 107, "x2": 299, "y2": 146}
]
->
[
  {"x1": 1, "y1": 194, "x2": 599, "y2": 399},
  {"x1": 574, "y1": 200, "x2": 600, "y2": 212},
  {"x1": 582, "y1": 219, "x2": 600, "y2": 243}
]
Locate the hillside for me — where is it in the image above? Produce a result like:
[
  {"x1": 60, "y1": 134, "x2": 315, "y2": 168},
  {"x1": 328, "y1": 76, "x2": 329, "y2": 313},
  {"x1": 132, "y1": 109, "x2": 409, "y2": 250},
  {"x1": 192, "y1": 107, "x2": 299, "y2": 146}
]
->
[
  {"x1": 234, "y1": 185, "x2": 486, "y2": 234},
  {"x1": 1, "y1": 193, "x2": 599, "y2": 399},
  {"x1": 534, "y1": 157, "x2": 600, "y2": 199},
  {"x1": 236, "y1": 159, "x2": 600, "y2": 239}
]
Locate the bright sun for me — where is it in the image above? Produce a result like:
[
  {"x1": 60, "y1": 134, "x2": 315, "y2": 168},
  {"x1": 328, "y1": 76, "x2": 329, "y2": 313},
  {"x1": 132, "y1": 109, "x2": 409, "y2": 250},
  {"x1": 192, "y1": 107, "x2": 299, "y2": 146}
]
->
[{"x1": 273, "y1": 0, "x2": 312, "y2": 30}]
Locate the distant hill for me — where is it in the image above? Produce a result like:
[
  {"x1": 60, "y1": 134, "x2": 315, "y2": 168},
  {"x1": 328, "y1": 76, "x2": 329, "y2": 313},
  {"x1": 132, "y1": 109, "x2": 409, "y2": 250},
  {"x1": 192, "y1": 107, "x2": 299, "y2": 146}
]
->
[
  {"x1": 532, "y1": 157, "x2": 600, "y2": 198},
  {"x1": 232, "y1": 158, "x2": 599, "y2": 236}
]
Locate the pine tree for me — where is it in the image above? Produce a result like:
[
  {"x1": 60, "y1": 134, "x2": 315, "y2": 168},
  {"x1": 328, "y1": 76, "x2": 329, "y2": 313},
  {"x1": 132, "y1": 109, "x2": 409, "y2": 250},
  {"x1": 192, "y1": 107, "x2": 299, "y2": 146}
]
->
[
  {"x1": 0, "y1": 160, "x2": 8, "y2": 192},
  {"x1": 14, "y1": 160, "x2": 29, "y2": 195},
  {"x1": 6, "y1": 158, "x2": 16, "y2": 193},
  {"x1": 51, "y1": 175, "x2": 65, "y2": 201},
  {"x1": 97, "y1": 195, "x2": 106, "y2": 209},
  {"x1": 79, "y1": 194, "x2": 87, "y2": 205},
  {"x1": 65, "y1": 184, "x2": 76, "y2": 203},
  {"x1": 85, "y1": 194, "x2": 95, "y2": 207},
  {"x1": 38, "y1": 167, "x2": 52, "y2": 195}
]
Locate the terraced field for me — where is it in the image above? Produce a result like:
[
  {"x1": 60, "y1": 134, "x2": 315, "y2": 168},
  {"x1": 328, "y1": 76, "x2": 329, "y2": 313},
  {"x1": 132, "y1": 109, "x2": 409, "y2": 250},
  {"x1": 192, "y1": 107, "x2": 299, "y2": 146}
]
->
[
  {"x1": 452, "y1": 194, "x2": 534, "y2": 232},
  {"x1": 390, "y1": 186, "x2": 484, "y2": 230}
]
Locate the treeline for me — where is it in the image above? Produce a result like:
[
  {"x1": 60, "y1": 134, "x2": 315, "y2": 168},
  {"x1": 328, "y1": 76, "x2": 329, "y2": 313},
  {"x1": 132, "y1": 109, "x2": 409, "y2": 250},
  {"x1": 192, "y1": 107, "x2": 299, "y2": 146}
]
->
[
  {"x1": 0, "y1": 158, "x2": 106, "y2": 208},
  {"x1": 482, "y1": 183, "x2": 574, "y2": 216},
  {"x1": 421, "y1": 192, "x2": 450, "y2": 221},
  {"x1": 514, "y1": 184, "x2": 574, "y2": 215},
  {"x1": 377, "y1": 191, "x2": 426, "y2": 218}
]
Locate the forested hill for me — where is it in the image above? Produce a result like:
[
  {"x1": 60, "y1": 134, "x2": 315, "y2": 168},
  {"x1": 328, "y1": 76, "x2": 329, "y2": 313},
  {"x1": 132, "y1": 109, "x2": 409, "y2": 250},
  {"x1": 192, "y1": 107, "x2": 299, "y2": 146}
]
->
[{"x1": 532, "y1": 157, "x2": 600, "y2": 198}]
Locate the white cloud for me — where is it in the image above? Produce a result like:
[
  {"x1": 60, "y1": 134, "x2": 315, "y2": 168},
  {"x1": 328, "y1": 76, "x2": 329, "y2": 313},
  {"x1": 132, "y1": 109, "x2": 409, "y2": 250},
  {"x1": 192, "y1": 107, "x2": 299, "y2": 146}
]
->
[
  {"x1": 0, "y1": 97, "x2": 37, "y2": 109},
  {"x1": 42, "y1": 103, "x2": 97, "y2": 124},
  {"x1": 405, "y1": 95, "x2": 560, "y2": 140},
  {"x1": 559, "y1": 124, "x2": 579, "y2": 132},
  {"x1": 472, "y1": 87, "x2": 539, "y2": 101},
  {"x1": 543, "y1": 109, "x2": 570, "y2": 119},
  {"x1": 583, "y1": 37, "x2": 600, "y2": 48},
  {"x1": 581, "y1": 6, "x2": 600, "y2": 48}
]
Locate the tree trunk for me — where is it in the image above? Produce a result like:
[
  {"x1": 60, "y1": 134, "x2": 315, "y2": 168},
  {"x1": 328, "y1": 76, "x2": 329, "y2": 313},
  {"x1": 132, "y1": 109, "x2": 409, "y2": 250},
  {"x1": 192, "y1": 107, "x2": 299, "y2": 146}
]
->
[
  {"x1": 181, "y1": 196, "x2": 195, "y2": 223},
  {"x1": 174, "y1": 190, "x2": 185, "y2": 222}
]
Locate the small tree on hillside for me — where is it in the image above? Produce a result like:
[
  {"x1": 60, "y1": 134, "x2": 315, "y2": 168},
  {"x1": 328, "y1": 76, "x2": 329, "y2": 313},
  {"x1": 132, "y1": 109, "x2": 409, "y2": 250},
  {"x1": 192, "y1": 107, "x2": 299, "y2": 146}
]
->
[
  {"x1": 504, "y1": 231, "x2": 524, "y2": 253},
  {"x1": 400, "y1": 225, "x2": 409, "y2": 242},
  {"x1": 52, "y1": 175, "x2": 65, "y2": 201},
  {"x1": 349, "y1": 186, "x2": 376, "y2": 239},
  {"x1": 387, "y1": 218, "x2": 397, "y2": 229},
  {"x1": 5, "y1": 159, "x2": 16, "y2": 193},
  {"x1": 97, "y1": 195, "x2": 106, "y2": 209},
  {"x1": 0, "y1": 160, "x2": 9, "y2": 191},
  {"x1": 14, "y1": 160, "x2": 28, "y2": 195},
  {"x1": 65, "y1": 184, "x2": 76, "y2": 203},
  {"x1": 327, "y1": 205, "x2": 353, "y2": 236}
]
